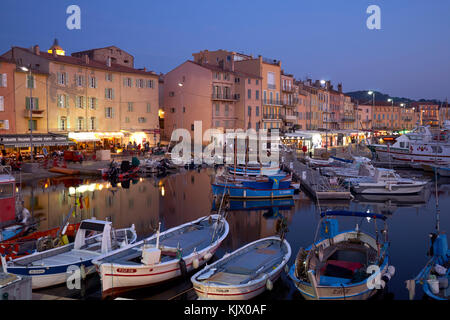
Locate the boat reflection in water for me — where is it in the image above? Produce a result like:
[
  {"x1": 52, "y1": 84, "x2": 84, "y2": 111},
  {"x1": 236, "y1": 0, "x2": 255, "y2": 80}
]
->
[{"x1": 353, "y1": 188, "x2": 430, "y2": 215}]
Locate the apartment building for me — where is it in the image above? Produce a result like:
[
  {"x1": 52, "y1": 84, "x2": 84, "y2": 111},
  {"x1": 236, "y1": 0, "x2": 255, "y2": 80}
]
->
[
  {"x1": 2, "y1": 40, "x2": 160, "y2": 147},
  {"x1": 0, "y1": 57, "x2": 17, "y2": 133}
]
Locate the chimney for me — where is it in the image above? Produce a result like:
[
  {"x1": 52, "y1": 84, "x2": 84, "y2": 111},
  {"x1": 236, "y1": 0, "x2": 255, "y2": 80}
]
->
[
  {"x1": 338, "y1": 83, "x2": 342, "y2": 93},
  {"x1": 106, "y1": 57, "x2": 111, "y2": 67},
  {"x1": 326, "y1": 80, "x2": 331, "y2": 90},
  {"x1": 83, "y1": 54, "x2": 89, "y2": 64},
  {"x1": 33, "y1": 45, "x2": 40, "y2": 55}
]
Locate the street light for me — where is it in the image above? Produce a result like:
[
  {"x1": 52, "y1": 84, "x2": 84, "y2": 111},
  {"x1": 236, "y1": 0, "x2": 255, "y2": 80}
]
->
[
  {"x1": 388, "y1": 98, "x2": 394, "y2": 132},
  {"x1": 178, "y1": 82, "x2": 184, "y2": 130},
  {"x1": 368, "y1": 91, "x2": 375, "y2": 132},
  {"x1": 21, "y1": 65, "x2": 34, "y2": 162},
  {"x1": 320, "y1": 80, "x2": 328, "y2": 152}
]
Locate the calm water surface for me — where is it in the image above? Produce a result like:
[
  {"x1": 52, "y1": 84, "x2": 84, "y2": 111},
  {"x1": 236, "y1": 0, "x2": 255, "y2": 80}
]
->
[{"x1": 16, "y1": 167, "x2": 450, "y2": 300}]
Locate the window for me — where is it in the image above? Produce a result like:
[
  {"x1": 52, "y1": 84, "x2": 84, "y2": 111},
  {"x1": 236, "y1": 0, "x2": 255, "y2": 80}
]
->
[
  {"x1": 138, "y1": 117, "x2": 146, "y2": 123},
  {"x1": 267, "y1": 72, "x2": 275, "y2": 89},
  {"x1": 0, "y1": 96, "x2": 3, "y2": 111},
  {"x1": 170, "y1": 108, "x2": 175, "y2": 113},
  {"x1": 0, "y1": 120, "x2": 11, "y2": 129},
  {"x1": 105, "y1": 107, "x2": 114, "y2": 118},
  {"x1": 128, "y1": 102, "x2": 134, "y2": 112},
  {"x1": 90, "y1": 117, "x2": 96, "y2": 130},
  {"x1": 256, "y1": 79, "x2": 259, "y2": 85},
  {"x1": 183, "y1": 106, "x2": 186, "y2": 113},
  {"x1": 248, "y1": 89, "x2": 251, "y2": 99},
  {"x1": 255, "y1": 90, "x2": 259, "y2": 100},
  {"x1": 77, "y1": 117, "x2": 84, "y2": 131},
  {"x1": 215, "y1": 104, "x2": 220, "y2": 116},
  {"x1": 256, "y1": 106, "x2": 259, "y2": 116},
  {"x1": 215, "y1": 121, "x2": 220, "y2": 127},
  {"x1": 146, "y1": 103, "x2": 151, "y2": 113},
  {"x1": 89, "y1": 97, "x2": 97, "y2": 109},
  {"x1": 76, "y1": 96, "x2": 85, "y2": 108},
  {"x1": 26, "y1": 97, "x2": 39, "y2": 110},
  {"x1": 0, "y1": 73, "x2": 7, "y2": 87},
  {"x1": 225, "y1": 104, "x2": 229, "y2": 117},
  {"x1": 59, "y1": 117, "x2": 67, "y2": 131},
  {"x1": 248, "y1": 79, "x2": 251, "y2": 84},
  {"x1": 235, "y1": 77, "x2": 240, "y2": 83},
  {"x1": 28, "y1": 120, "x2": 37, "y2": 130},
  {"x1": 169, "y1": 91, "x2": 175, "y2": 97},
  {"x1": 136, "y1": 79, "x2": 144, "y2": 88},
  {"x1": 105, "y1": 88, "x2": 114, "y2": 100},
  {"x1": 57, "y1": 72, "x2": 68, "y2": 85},
  {"x1": 26, "y1": 75, "x2": 35, "y2": 89},
  {"x1": 146, "y1": 79, "x2": 154, "y2": 88},
  {"x1": 125, "y1": 117, "x2": 130, "y2": 123},
  {"x1": 89, "y1": 76, "x2": 97, "y2": 88},
  {"x1": 76, "y1": 74, "x2": 84, "y2": 87},
  {"x1": 123, "y1": 77, "x2": 133, "y2": 87},
  {"x1": 105, "y1": 73, "x2": 113, "y2": 82},
  {"x1": 248, "y1": 106, "x2": 251, "y2": 117}
]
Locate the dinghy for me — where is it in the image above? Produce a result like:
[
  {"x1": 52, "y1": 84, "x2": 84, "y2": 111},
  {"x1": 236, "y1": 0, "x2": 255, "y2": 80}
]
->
[
  {"x1": 409, "y1": 233, "x2": 449, "y2": 300},
  {"x1": 289, "y1": 210, "x2": 395, "y2": 300},
  {"x1": 191, "y1": 237, "x2": 291, "y2": 300},
  {"x1": 92, "y1": 214, "x2": 229, "y2": 297},
  {"x1": 4, "y1": 219, "x2": 137, "y2": 289}
]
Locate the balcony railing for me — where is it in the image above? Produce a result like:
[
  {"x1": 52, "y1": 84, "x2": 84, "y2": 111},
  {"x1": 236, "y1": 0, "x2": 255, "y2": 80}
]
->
[
  {"x1": 282, "y1": 86, "x2": 294, "y2": 93},
  {"x1": 212, "y1": 93, "x2": 239, "y2": 101},
  {"x1": 262, "y1": 114, "x2": 282, "y2": 121},
  {"x1": 263, "y1": 99, "x2": 283, "y2": 106},
  {"x1": 342, "y1": 116, "x2": 356, "y2": 122},
  {"x1": 23, "y1": 109, "x2": 45, "y2": 118}
]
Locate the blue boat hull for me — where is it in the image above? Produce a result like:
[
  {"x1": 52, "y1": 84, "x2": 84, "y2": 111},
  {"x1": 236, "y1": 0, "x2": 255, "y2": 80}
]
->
[{"x1": 212, "y1": 183, "x2": 294, "y2": 198}]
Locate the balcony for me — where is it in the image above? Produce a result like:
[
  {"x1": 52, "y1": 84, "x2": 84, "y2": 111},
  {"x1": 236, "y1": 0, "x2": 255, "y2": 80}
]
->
[
  {"x1": 262, "y1": 114, "x2": 282, "y2": 121},
  {"x1": 282, "y1": 86, "x2": 294, "y2": 93},
  {"x1": 23, "y1": 109, "x2": 45, "y2": 118},
  {"x1": 212, "y1": 93, "x2": 239, "y2": 102},
  {"x1": 282, "y1": 100, "x2": 296, "y2": 107},
  {"x1": 342, "y1": 115, "x2": 356, "y2": 122},
  {"x1": 263, "y1": 99, "x2": 283, "y2": 106},
  {"x1": 284, "y1": 115, "x2": 297, "y2": 121}
]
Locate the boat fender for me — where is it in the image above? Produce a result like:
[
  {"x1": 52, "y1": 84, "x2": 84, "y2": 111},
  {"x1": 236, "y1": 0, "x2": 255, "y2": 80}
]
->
[
  {"x1": 284, "y1": 264, "x2": 289, "y2": 274},
  {"x1": 193, "y1": 258, "x2": 199, "y2": 269},
  {"x1": 203, "y1": 252, "x2": 213, "y2": 261},
  {"x1": 80, "y1": 264, "x2": 86, "y2": 280},
  {"x1": 179, "y1": 258, "x2": 187, "y2": 277},
  {"x1": 387, "y1": 265, "x2": 396, "y2": 277},
  {"x1": 266, "y1": 278, "x2": 273, "y2": 291}
]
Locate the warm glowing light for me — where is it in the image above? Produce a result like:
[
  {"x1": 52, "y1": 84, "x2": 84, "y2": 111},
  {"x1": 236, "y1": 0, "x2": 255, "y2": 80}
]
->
[
  {"x1": 161, "y1": 186, "x2": 165, "y2": 197},
  {"x1": 158, "y1": 109, "x2": 165, "y2": 118},
  {"x1": 130, "y1": 132, "x2": 148, "y2": 146},
  {"x1": 47, "y1": 49, "x2": 65, "y2": 56}
]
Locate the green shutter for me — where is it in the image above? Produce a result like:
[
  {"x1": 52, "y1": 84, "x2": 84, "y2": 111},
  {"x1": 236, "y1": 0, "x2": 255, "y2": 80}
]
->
[
  {"x1": 105, "y1": 88, "x2": 108, "y2": 98},
  {"x1": 26, "y1": 97, "x2": 30, "y2": 109},
  {"x1": 35, "y1": 98, "x2": 39, "y2": 110}
]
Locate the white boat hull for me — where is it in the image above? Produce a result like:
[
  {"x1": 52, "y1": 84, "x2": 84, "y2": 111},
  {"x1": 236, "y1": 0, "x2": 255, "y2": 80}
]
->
[
  {"x1": 98, "y1": 242, "x2": 222, "y2": 296},
  {"x1": 352, "y1": 183, "x2": 426, "y2": 194}
]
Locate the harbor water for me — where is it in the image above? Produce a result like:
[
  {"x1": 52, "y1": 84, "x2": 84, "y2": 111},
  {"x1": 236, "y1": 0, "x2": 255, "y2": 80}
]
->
[{"x1": 14, "y1": 167, "x2": 450, "y2": 300}]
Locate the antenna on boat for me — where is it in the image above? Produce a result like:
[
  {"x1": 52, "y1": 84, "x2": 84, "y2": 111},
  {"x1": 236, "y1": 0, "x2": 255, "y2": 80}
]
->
[{"x1": 156, "y1": 222, "x2": 161, "y2": 249}]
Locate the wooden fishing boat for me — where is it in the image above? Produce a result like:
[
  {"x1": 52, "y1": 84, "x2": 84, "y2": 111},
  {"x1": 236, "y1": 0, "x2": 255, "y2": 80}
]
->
[
  {"x1": 227, "y1": 165, "x2": 280, "y2": 177},
  {"x1": 0, "y1": 223, "x2": 80, "y2": 263},
  {"x1": 410, "y1": 233, "x2": 449, "y2": 300},
  {"x1": 92, "y1": 214, "x2": 229, "y2": 297},
  {"x1": 5, "y1": 219, "x2": 137, "y2": 289},
  {"x1": 191, "y1": 237, "x2": 291, "y2": 300},
  {"x1": 48, "y1": 167, "x2": 80, "y2": 175},
  {"x1": 0, "y1": 224, "x2": 27, "y2": 243},
  {"x1": 289, "y1": 210, "x2": 395, "y2": 300}
]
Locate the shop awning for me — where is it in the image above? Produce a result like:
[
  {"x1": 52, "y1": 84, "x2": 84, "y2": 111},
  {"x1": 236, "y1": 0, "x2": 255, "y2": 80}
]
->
[{"x1": 0, "y1": 134, "x2": 75, "y2": 148}]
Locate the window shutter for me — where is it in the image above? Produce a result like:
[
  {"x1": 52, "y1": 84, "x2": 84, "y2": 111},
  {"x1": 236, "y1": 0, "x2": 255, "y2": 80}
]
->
[
  {"x1": 57, "y1": 72, "x2": 61, "y2": 84},
  {"x1": 105, "y1": 107, "x2": 108, "y2": 118},
  {"x1": 35, "y1": 98, "x2": 39, "y2": 110},
  {"x1": 26, "y1": 97, "x2": 30, "y2": 109},
  {"x1": 111, "y1": 74, "x2": 114, "y2": 81},
  {"x1": 112, "y1": 107, "x2": 115, "y2": 118},
  {"x1": 4, "y1": 120, "x2": 9, "y2": 130},
  {"x1": 3, "y1": 74, "x2": 6, "y2": 87},
  {"x1": 65, "y1": 72, "x2": 68, "y2": 85},
  {"x1": 95, "y1": 78, "x2": 98, "y2": 88},
  {"x1": 111, "y1": 88, "x2": 115, "y2": 99},
  {"x1": 0, "y1": 96, "x2": 4, "y2": 111},
  {"x1": 65, "y1": 95, "x2": 69, "y2": 108},
  {"x1": 0, "y1": 74, "x2": 3, "y2": 87},
  {"x1": 105, "y1": 88, "x2": 108, "y2": 99},
  {"x1": 123, "y1": 78, "x2": 127, "y2": 87}
]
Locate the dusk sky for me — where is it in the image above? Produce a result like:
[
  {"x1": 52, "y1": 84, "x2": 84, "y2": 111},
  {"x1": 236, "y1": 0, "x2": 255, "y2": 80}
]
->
[{"x1": 1, "y1": 0, "x2": 449, "y2": 100}]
